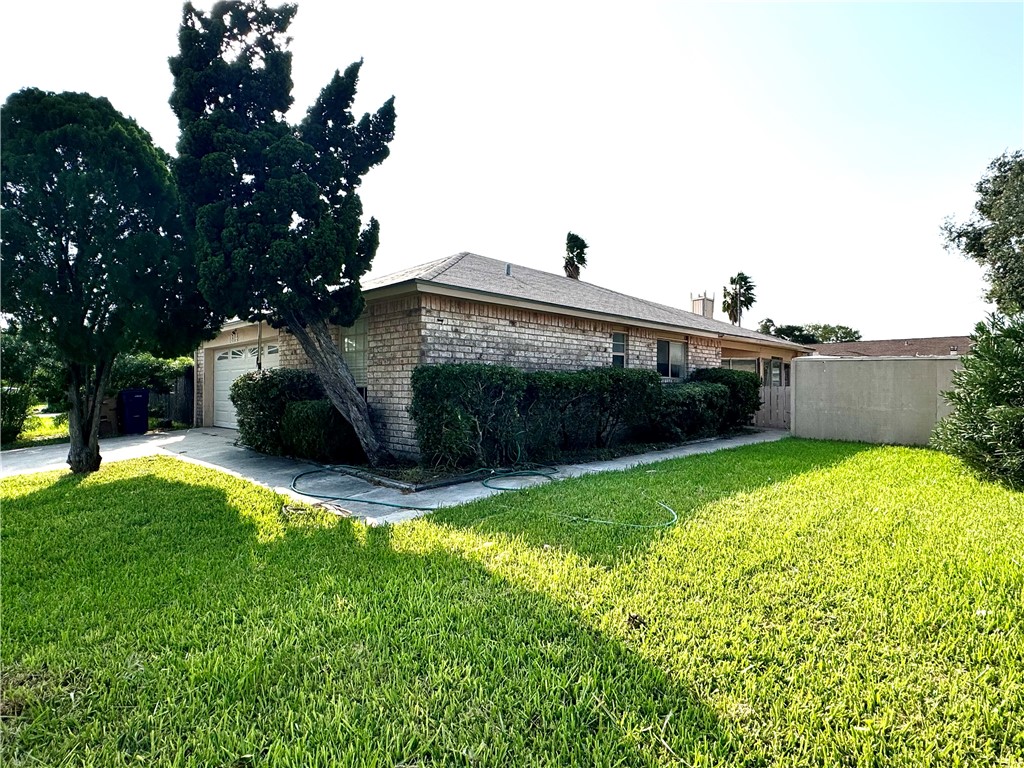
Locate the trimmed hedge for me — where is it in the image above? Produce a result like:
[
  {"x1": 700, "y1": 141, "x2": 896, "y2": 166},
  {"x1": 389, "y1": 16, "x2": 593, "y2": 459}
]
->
[
  {"x1": 230, "y1": 368, "x2": 323, "y2": 455},
  {"x1": 411, "y1": 364, "x2": 665, "y2": 468},
  {"x1": 282, "y1": 400, "x2": 364, "y2": 464},
  {"x1": 687, "y1": 367, "x2": 761, "y2": 429},
  {"x1": 409, "y1": 364, "x2": 528, "y2": 468},
  {"x1": 653, "y1": 381, "x2": 731, "y2": 441},
  {"x1": 522, "y1": 369, "x2": 663, "y2": 456}
]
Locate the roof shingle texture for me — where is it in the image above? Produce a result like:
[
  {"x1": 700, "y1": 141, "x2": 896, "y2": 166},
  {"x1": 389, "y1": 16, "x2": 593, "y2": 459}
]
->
[
  {"x1": 364, "y1": 252, "x2": 806, "y2": 350},
  {"x1": 809, "y1": 336, "x2": 973, "y2": 357}
]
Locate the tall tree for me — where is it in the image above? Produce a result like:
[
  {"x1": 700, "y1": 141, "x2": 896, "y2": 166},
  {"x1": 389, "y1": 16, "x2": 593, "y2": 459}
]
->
[
  {"x1": 758, "y1": 321, "x2": 862, "y2": 344},
  {"x1": 722, "y1": 272, "x2": 756, "y2": 326},
  {"x1": 564, "y1": 232, "x2": 588, "y2": 279},
  {"x1": 1, "y1": 88, "x2": 218, "y2": 472},
  {"x1": 803, "y1": 323, "x2": 861, "y2": 343},
  {"x1": 771, "y1": 325, "x2": 820, "y2": 345},
  {"x1": 170, "y1": 1, "x2": 396, "y2": 465},
  {"x1": 943, "y1": 150, "x2": 1024, "y2": 315}
]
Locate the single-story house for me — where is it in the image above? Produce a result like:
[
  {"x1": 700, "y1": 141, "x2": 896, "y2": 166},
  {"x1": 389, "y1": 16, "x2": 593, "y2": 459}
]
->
[
  {"x1": 809, "y1": 336, "x2": 973, "y2": 357},
  {"x1": 194, "y1": 252, "x2": 809, "y2": 457}
]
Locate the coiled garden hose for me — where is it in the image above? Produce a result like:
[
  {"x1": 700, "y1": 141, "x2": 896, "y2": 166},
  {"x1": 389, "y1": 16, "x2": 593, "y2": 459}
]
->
[{"x1": 288, "y1": 465, "x2": 678, "y2": 529}]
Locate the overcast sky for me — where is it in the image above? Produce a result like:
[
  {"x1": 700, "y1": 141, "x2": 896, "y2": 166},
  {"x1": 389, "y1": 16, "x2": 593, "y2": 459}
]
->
[{"x1": 3, "y1": 1, "x2": 1021, "y2": 339}]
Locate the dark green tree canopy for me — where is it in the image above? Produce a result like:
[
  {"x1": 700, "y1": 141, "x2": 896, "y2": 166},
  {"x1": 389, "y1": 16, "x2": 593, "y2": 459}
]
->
[
  {"x1": 564, "y1": 232, "x2": 588, "y2": 279},
  {"x1": 757, "y1": 319, "x2": 861, "y2": 344},
  {"x1": 1, "y1": 88, "x2": 218, "y2": 470},
  {"x1": 2, "y1": 88, "x2": 216, "y2": 361},
  {"x1": 932, "y1": 313, "x2": 1024, "y2": 488},
  {"x1": 170, "y1": 0, "x2": 396, "y2": 330},
  {"x1": 803, "y1": 323, "x2": 861, "y2": 344},
  {"x1": 170, "y1": 0, "x2": 396, "y2": 464},
  {"x1": 943, "y1": 150, "x2": 1024, "y2": 315},
  {"x1": 772, "y1": 324, "x2": 819, "y2": 345}
]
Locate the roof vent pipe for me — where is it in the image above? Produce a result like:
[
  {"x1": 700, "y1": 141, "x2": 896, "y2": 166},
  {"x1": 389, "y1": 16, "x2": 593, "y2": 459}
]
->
[{"x1": 505, "y1": 263, "x2": 512, "y2": 276}]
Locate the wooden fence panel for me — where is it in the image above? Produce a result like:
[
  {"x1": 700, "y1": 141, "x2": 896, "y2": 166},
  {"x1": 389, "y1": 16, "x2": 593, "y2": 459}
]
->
[{"x1": 754, "y1": 385, "x2": 790, "y2": 429}]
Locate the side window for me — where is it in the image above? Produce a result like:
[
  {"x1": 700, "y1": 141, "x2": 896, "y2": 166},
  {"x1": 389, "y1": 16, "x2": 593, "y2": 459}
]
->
[
  {"x1": 612, "y1": 332, "x2": 627, "y2": 368},
  {"x1": 657, "y1": 340, "x2": 688, "y2": 379},
  {"x1": 339, "y1": 315, "x2": 368, "y2": 387}
]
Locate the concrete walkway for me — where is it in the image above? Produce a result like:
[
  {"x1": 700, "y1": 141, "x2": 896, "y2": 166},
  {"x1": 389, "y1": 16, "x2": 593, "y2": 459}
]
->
[{"x1": 2, "y1": 427, "x2": 790, "y2": 525}]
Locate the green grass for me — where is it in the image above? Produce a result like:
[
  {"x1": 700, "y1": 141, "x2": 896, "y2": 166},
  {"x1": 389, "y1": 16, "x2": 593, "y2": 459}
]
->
[
  {"x1": 1, "y1": 415, "x2": 189, "y2": 452},
  {"x1": 4, "y1": 412, "x2": 70, "y2": 448},
  {"x1": 2, "y1": 440, "x2": 1022, "y2": 766}
]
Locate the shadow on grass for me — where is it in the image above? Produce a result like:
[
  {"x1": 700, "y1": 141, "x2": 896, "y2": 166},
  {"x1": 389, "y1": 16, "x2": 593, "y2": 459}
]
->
[
  {"x1": 430, "y1": 438, "x2": 872, "y2": 567},
  {"x1": 3, "y1": 464, "x2": 737, "y2": 766}
]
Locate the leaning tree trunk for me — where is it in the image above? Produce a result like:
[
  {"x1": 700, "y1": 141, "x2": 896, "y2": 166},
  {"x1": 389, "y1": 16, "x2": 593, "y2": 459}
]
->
[
  {"x1": 283, "y1": 314, "x2": 387, "y2": 467},
  {"x1": 66, "y1": 358, "x2": 113, "y2": 474}
]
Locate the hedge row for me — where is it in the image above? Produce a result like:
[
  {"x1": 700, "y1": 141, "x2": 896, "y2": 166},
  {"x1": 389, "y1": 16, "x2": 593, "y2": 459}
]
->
[
  {"x1": 410, "y1": 364, "x2": 761, "y2": 469},
  {"x1": 229, "y1": 369, "x2": 363, "y2": 463}
]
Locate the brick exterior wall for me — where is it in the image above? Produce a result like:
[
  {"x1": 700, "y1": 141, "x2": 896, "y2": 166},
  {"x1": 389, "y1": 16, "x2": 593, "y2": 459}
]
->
[
  {"x1": 196, "y1": 291, "x2": 724, "y2": 456},
  {"x1": 420, "y1": 295, "x2": 631, "y2": 371},
  {"x1": 366, "y1": 294, "x2": 425, "y2": 457},
  {"x1": 193, "y1": 348, "x2": 205, "y2": 426},
  {"x1": 689, "y1": 336, "x2": 721, "y2": 371}
]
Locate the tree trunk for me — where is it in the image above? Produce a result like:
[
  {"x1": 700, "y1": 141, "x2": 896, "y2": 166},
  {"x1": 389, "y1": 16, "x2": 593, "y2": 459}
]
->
[
  {"x1": 66, "y1": 358, "x2": 113, "y2": 474},
  {"x1": 283, "y1": 314, "x2": 387, "y2": 466}
]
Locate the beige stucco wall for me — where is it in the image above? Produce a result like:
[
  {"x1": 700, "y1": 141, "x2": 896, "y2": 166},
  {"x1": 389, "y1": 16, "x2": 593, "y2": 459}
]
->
[{"x1": 791, "y1": 356, "x2": 961, "y2": 446}]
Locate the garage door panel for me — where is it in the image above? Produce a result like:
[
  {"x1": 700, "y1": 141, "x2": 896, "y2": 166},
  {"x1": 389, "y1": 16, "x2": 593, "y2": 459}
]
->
[{"x1": 212, "y1": 344, "x2": 280, "y2": 429}]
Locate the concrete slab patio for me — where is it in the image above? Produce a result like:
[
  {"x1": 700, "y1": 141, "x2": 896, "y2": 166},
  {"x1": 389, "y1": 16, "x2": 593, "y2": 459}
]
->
[{"x1": 2, "y1": 427, "x2": 790, "y2": 525}]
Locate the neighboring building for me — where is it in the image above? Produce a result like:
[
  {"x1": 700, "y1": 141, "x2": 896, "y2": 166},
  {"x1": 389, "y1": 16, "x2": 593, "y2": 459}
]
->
[
  {"x1": 195, "y1": 252, "x2": 808, "y2": 457},
  {"x1": 809, "y1": 336, "x2": 973, "y2": 357}
]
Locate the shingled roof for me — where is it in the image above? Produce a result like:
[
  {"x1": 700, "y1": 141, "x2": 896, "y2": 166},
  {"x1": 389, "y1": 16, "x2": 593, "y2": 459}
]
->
[
  {"x1": 364, "y1": 252, "x2": 808, "y2": 350},
  {"x1": 809, "y1": 336, "x2": 973, "y2": 357}
]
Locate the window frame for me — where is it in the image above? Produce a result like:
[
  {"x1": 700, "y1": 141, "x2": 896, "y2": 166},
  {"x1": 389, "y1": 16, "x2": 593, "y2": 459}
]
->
[
  {"x1": 656, "y1": 339, "x2": 688, "y2": 380},
  {"x1": 339, "y1": 315, "x2": 368, "y2": 387},
  {"x1": 611, "y1": 332, "x2": 627, "y2": 368}
]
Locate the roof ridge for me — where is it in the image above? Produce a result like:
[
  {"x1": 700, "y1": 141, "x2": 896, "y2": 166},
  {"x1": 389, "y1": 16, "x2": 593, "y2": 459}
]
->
[{"x1": 419, "y1": 252, "x2": 469, "y2": 281}]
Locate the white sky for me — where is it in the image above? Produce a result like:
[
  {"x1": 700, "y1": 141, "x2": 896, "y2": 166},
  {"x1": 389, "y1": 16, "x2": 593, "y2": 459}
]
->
[{"x1": 3, "y1": 1, "x2": 1021, "y2": 339}]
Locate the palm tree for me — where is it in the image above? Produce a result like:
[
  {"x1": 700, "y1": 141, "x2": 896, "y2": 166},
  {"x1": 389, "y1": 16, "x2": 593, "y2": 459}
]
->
[
  {"x1": 722, "y1": 272, "x2": 756, "y2": 326},
  {"x1": 564, "y1": 232, "x2": 588, "y2": 279}
]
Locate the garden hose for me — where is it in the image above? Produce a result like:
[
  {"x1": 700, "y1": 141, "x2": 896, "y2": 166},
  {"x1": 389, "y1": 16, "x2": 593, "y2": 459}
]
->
[{"x1": 288, "y1": 465, "x2": 678, "y2": 529}]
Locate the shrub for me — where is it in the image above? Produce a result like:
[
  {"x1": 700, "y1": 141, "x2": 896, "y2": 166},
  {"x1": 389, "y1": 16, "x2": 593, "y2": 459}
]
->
[
  {"x1": 409, "y1": 364, "x2": 527, "y2": 468},
  {"x1": 589, "y1": 368, "x2": 664, "y2": 447},
  {"x1": 1, "y1": 387, "x2": 34, "y2": 445},
  {"x1": 281, "y1": 400, "x2": 364, "y2": 464},
  {"x1": 522, "y1": 371, "x2": 597, "y2": 459},
  {"x1": 1, "y1": 326, "x2": 40, "y2": 444},
  {"x1": 688, "y1": 367, "x2": 761, "y2": 429},
  {"x1": 410, "y1": 364, "x2": 663, "y2": 468},
  {"x1": 230, "y1": 368, "x2": 323, "y2": 454},
  {"x1": 932, "y1": 314, "x2": 1024, "y2": 488},
  {"x1": 652, "y1": 381, "x2": 730, "y2": 440},
  {"x1": 110, "y1": 353, "x2": 193, "y2": 394}
]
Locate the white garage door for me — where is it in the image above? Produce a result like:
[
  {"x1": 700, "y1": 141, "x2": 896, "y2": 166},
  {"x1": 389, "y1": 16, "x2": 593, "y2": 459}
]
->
[{"x1": 212, "y1": 344, "x2": 280, "y2": 429}]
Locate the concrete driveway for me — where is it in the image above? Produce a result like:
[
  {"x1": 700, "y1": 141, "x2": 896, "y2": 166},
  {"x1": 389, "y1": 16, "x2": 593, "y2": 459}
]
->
[{"x1": 2, "y1": 427, "x2": 790, "y2": 524}]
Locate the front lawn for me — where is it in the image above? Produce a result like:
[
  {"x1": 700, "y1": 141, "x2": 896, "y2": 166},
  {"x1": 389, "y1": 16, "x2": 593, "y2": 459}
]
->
[
  {"x1": 3, "y1": 440, "x2": 1022, "y2": 766},
  {"x1": 1, "y1": 411, "x2": 70, "y2": 449}
]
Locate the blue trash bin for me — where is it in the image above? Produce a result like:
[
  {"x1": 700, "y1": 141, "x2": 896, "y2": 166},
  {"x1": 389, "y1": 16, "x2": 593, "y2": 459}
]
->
[{"x1": 118, "y1": 388, "x2": 149, "y2": 435}]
